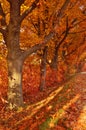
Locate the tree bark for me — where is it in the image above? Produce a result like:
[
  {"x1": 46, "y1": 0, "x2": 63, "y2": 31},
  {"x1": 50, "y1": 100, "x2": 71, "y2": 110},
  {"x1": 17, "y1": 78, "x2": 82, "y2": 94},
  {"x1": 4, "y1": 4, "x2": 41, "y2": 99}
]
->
[
  {"x1": 50, "y1": 46, "x2": 58, "y2": 70},
  {"x1": 39, "y1": 46, "x2": 47, "y2": 91},
  {"x1": 5, "y1": 0, "x2": 24, "y2": 109},
  {"x1": 7, "y1": 58, "x2": 24, "y2": 109}
]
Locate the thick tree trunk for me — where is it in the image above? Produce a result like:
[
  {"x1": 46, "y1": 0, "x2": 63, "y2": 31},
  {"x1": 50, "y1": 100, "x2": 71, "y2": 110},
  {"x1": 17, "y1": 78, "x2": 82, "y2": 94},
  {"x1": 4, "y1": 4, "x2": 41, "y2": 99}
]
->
[
  {"x1": 5, "y1": 1, "x2": 24, "y2": 109},
  {"x1": 7, "y1": 57, "x2": 24, "y2": 110}
]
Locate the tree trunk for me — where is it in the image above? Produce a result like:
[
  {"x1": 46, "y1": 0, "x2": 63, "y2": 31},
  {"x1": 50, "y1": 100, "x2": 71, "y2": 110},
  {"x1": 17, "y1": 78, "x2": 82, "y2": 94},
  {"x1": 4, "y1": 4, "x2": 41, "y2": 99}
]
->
[
  {"x1": 50, "y1": 46, "x2": 58, "y2": 70},
  {"x1": 39, "y1": 47, "x2": 47, "y2": 91},
  {"x1": 7, "y1": 57, "x2": 24, "y2": 110},
  {"x1": 0, "y1": 0, "x2": 55, "y2": 110}
]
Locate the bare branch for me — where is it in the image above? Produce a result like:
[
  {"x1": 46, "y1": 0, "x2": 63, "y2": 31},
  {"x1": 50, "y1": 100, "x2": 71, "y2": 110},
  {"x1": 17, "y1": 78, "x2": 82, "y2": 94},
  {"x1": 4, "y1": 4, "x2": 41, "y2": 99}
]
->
[{"x1": 20, "y1": 0, "x2": 39, "y2": 23}]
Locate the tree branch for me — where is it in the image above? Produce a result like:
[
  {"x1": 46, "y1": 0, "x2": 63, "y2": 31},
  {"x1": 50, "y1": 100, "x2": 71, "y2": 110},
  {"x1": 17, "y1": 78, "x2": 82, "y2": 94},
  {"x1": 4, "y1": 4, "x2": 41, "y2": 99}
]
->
[
  {"x1": 0, "y1": 3, "x2": 7, "y2": 28},
  {"x1": 65, "y1": 38, "x2": 86, "y2": 58},
  {"x1": 56, "y1": 16, "x2": 69, "y2": 49},
  {"x1": 52, "y1": 0, "x2": 70, "y2": 27},
  {"x1": 0, "y1": 28, "x2": 5, "y2": 34},
  {"x1": 19, "y1": 0, "x2": 25, "y2": 6},
  {"x1": 69, "y1": 29, "x2": 86, "y2": 34},
  {"x1": 57, "y1": 0, "x2": 70, "y2": 18},
  {"x1": 6, "y1": 0, "x2": 11, "y2": 3},
  {"x1": 0, "y1": 28, "x2": 7, "y2": 44},
  {"x1": 7, "y1": 0, "x2": 25, "y2": 5},
  {"x1": 22, "y1": 31, "x2": 54, "y2": 59},
  {"x1": 19, "y1": 0, "x2": 39, "y2": 23},
  {"x1": 58, "y1": 18, "x2": 86, "y2": 38},
  {"x1": 0, "y1": 3, "x2": 5, "y2": 17}
]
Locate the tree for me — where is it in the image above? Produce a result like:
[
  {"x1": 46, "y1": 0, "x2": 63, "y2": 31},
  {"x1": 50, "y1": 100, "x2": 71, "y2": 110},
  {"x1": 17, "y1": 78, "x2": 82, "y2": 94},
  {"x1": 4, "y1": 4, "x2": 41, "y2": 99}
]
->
[
  {"x1": 26, "y1": 0, "x2": 72, "y2": 90},
  {"x1": 20, "y1": 0, "x2": 71, "y2": 91},
  {"x1": 46, "y1": 0, "x2": 86, "y2": 71},
  {"x1": 0, "y1": 0, "x2": 55, "y2": 110}
]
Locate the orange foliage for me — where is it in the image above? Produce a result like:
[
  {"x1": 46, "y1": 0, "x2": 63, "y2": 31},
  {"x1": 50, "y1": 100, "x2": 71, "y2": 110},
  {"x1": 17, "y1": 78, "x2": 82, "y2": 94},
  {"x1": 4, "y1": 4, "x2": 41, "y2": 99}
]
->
[{"x1": 0, "y1": 0, "x2": 86, "y2": 129}]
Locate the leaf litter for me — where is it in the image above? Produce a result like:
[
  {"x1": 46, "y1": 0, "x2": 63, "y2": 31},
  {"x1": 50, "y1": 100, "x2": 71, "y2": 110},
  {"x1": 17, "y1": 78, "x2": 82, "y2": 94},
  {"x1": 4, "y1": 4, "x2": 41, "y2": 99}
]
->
[{"x1": 0, "y1": 71, "x2": 86, "y2": 130}]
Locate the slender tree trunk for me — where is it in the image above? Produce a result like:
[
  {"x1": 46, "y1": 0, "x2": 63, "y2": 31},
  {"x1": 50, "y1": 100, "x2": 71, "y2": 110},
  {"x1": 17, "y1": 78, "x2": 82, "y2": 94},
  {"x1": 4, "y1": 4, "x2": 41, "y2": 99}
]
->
[
  {"x1": 39, "y1": 46, "x2": 47, "y2": 91},
  {"x1": 50, "y1": 46, "x2": 58, "y2": 70},
  {"x1": 7, "y1": 57, "x2": 24, "y2": 109}
]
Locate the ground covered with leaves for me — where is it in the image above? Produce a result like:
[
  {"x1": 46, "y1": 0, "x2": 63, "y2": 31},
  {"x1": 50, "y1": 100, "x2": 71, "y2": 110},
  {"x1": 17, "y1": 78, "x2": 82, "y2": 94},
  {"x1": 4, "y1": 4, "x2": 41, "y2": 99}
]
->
[{"x1": 0, "y1": 65, "x2": 86, "y2": 130}]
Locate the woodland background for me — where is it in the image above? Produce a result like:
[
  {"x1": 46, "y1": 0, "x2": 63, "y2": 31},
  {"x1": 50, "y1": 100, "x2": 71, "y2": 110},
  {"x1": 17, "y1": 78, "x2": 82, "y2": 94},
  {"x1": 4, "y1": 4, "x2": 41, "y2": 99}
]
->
[{"x1": 0, "y1": 0, "x2": 86, "y2": 129}]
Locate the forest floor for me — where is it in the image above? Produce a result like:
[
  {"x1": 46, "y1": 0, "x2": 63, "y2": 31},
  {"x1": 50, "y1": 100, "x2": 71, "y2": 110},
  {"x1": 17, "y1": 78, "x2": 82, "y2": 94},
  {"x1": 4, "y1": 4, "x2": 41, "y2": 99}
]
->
[{"x1": 0, "y1": 72, "x2": 86, "y2": 130}]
